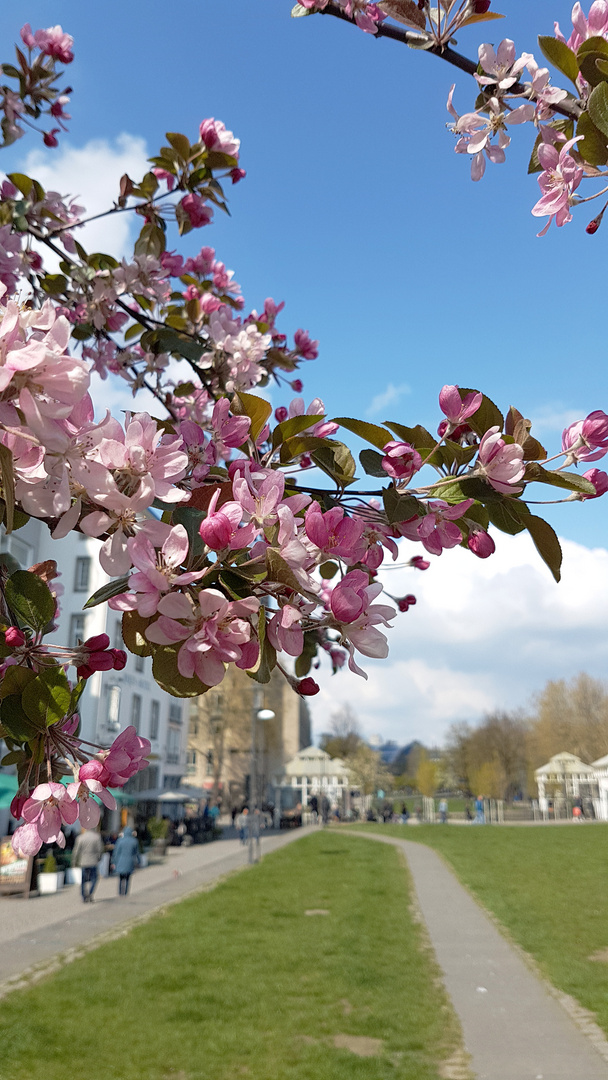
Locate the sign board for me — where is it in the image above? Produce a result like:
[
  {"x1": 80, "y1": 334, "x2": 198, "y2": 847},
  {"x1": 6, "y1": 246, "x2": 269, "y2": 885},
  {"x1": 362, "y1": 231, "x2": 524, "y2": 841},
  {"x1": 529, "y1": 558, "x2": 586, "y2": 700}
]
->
[{"x1": 0, "y1": 836, "x2": 32, "y2": 897}]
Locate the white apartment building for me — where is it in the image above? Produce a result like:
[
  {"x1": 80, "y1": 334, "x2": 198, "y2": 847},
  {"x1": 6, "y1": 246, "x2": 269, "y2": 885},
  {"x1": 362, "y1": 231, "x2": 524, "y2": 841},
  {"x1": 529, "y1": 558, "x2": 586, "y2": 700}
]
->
[{"x1": 0, "y1": 517, "x2": 189, "y2": 799}]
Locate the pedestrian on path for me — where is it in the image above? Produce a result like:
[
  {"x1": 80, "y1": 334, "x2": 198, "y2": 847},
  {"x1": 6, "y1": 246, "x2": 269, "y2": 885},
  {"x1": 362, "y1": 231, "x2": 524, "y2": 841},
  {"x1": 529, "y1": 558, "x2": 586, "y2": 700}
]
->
[
  {"x1": 439, "y1": 798, "x2": 448, "y2": 824},
  {"x1": 237, "y1": 808, "x2": 248, "y2": 844},
  {"x1": 111, "y1": 826, "x2": 140, "y2": 895},
  {"x1": 474, "y1": 796, "x2": 485, "y2": 824},
  {"x1": 72, "y1": 826, "x2": 105, "y2": 903}
]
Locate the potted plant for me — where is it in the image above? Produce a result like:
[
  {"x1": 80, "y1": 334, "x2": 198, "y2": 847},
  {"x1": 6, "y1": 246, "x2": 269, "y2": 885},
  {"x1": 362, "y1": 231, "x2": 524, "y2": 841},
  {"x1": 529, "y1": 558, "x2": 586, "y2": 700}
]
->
[
  {"x1": 37, "y1": 852, "x2": 65, "y2": 895},
  {"x1": 147, "y1": 817, "x2": 169, "y2": 858}
]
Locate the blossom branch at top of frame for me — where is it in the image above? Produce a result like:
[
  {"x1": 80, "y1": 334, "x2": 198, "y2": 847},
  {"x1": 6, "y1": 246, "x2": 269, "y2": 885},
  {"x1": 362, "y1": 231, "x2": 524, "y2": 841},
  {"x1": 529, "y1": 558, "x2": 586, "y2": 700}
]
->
[
  {"x1": 0, "y1": 16, "x2": 606, "y2": 858},
  {"x1": 297, "y1": 1, "x2": 608, "y2": 236}
]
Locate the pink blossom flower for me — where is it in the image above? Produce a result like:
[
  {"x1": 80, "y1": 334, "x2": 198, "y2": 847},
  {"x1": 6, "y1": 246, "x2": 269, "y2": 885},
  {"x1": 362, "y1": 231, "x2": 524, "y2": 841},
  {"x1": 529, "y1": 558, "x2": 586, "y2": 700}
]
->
[
  {"x1": 160, "y1": 250, "x2": 184, "y2": 276},
  {"x1": 343, "y1": 0, "x2": 385, "y2": 33},
  {"x1": 531, "y1": 137, "x2": 583, "y2": 236},
  {"x1": 66, "y1": 773, "x2": 117, "y2": 829},
  {"x1": 381, "y1": 441, "x2": 422, "y2": 482},
  {"x1": 198, "y1": 488, "x2": 255, "y2": 551},
  {"x1": 329, "y1": 569, "x2": 395, "y2": 678},
  {"x1": 230, "y1": 167, "x2": 246, "y2": 183},
  {"x1": 304, "y1": 501, "x2": 367, "y2": 563},
  {"x1": 448, "y1": 86, "x2": 535, "y2": 181},
  {"x1": 152, "y1": 168, "x2": 175, "y2": 191},
  {"x1": 293, "y1": 329, "x2": 319, "y2": 360},
  {"x1": 267, "y1": 604, "x2": 306, "y2": 656},
  {"x1": 211, "y1": 397, "x2": 251, "y2": 454},
  {"x1": 21, "y1": 24, "x2": 74, "y2": 63},
  {"x1": 397, "y1": 500, "x2": 473, "y2": 556},
  {"x1": 467, "y1": 528, "x2": 496, "y2": 558},
  {"x1": 475, "y1": 39, "x2": 534, "y2": 91},
  {"x1": 81, "y1": 726, "x2": 151, "y2": 788},
  {"x1": 555, "y1": 2, "x2": 608, "y2": 51},
  {"x1": 476, "y1": 427, "x2": 525, "y2": 493},
  {"x1": 410, "y1": 556, "x2": 430, "y2": 570},
  {"x1": 109, "y1": 526, "x2": 206, "y2": 618},
  {"x1": 97, "y1": 412, "x2": 189, "y2": 504},
  {"x1": 233, "y1": 467, "x2": 309, "y2": 533},
  {"x1": 562, "y1": 411, "x2": 608, "y2": 463},
  {"x1": 146, "y1": 590, "x2": 259, "y2": 687},
  {"x1": 582, "y1": 468, "x2": 608, "y2": 498},
  {"x1": 180, "y1": 193, "x2": 213, "y2": 229},
  {"x1": 439, "y1": 385, "x2": 482, "y2": 427},
  {"x1": 199, "y1": 119, "x2": 240, "y2": 160},
  {"x1": 21, "y1": 782, "x2": 79, "y2": 851}
]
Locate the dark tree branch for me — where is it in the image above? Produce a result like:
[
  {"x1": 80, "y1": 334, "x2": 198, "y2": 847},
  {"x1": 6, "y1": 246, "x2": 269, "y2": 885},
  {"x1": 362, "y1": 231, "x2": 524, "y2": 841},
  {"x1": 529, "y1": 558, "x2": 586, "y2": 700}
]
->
[{"x1": 320, "y1": 3, "x2": 583, "y2": 121}]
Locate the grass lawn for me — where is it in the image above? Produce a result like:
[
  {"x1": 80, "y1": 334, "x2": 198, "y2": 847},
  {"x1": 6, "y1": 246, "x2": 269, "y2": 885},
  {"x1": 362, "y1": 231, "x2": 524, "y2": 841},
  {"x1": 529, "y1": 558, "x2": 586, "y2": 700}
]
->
[
  {"x1": 0, "y1": 831, "x2": 463, "y2": 1080},
  {"x1": 348, "y1": 822, "x2": 608, "y2": 1033}
]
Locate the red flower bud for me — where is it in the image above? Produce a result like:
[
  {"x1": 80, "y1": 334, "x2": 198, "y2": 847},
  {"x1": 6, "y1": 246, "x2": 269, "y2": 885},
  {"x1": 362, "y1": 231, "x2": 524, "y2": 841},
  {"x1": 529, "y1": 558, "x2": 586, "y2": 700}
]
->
[
  {"x1": 5, "y1": 627, "x2": 25, "y2": 647},
  {"x1": 297, "y1": 677, "x2": 320, "y2": 696},
  {"x1": 474, "y1": 0, "x2": 491, "y2": 11},
  {"x1": 587, "y1": 219, "x2": 600, "y2": 234},
  {"x1": 398, "y1": 595, "x2": 417, "y2": 612}
]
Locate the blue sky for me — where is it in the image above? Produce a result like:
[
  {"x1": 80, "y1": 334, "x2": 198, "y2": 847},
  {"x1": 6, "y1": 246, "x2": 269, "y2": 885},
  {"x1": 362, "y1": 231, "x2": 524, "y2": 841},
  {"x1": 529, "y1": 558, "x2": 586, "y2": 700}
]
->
[{"x1": 4, "y1": 2, "x2": 608, "y2": 740}]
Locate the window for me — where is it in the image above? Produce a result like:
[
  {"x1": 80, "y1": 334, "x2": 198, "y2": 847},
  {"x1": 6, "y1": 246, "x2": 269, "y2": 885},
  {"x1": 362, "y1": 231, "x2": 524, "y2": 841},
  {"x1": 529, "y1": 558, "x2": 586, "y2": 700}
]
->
[
  {"x1": 163, "y1": 774, "x2": 180, "y2": 790},
  {"x1": 0, "y1": 532, "x2": 33, "y2": 568},
  {"x1": 74, "y1": 557, "x2": 90, "y2": 592},
  {"x1": 135, "y1": 654, "x2": 144, "y2": 673},
  {"x1": 69, "y1": 614, "x2": 86, "y2": 648},
  {"x1": 149, "y1": 700, "x2": 160, "y2": 741},
  {"x1": 107, "y1": 684, "x2": 121, "y2": 729},
  {"x1": 166, "y1": 725, "x2": 180, "y2": 764},
  {"x1": 169, "y1": 702, "x2": 182, "y2": 724},
  {"x1": 131, "y1": 694, "x2": 142, "y2": 733}
]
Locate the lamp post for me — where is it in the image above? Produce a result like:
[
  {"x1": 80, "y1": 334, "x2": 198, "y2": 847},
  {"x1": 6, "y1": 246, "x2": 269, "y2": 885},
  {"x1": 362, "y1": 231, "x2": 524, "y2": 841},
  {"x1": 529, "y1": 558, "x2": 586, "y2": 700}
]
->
[{"x1": 248, "y1": 692, "x2": 275, "y2": 864}]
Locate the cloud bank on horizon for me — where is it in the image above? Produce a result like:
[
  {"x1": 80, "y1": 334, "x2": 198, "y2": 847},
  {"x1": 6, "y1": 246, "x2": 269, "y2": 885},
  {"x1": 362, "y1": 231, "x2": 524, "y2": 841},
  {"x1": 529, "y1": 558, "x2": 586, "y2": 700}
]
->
[{"x1": 310, "y1": 532, "x2": 608, "y2": 747}]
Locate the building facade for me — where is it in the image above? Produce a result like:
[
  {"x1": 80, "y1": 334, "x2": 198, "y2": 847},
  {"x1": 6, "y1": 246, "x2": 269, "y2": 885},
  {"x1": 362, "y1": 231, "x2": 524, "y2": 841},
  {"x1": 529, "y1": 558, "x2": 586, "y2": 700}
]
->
[
  {"x1": 184, "y1": 665, "x2": 311, "y2": 810},
  {"x1": 0, "y1": 518, "x2": 189, "y2": 799}
]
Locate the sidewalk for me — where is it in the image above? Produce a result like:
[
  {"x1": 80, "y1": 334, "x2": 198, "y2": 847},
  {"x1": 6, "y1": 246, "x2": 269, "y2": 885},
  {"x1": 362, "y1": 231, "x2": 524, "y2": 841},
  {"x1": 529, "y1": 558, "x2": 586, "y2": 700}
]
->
[
  {"x1": 0, "y1": 826, "x2": 311, "y2": 996},
  {"x1": 351, "y1": 831, "x2": 608, "y2": 1080}
]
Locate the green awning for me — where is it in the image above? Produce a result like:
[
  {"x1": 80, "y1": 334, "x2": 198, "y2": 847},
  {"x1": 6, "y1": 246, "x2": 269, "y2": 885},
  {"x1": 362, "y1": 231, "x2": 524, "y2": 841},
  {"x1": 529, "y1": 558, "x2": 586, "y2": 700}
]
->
[
  {"x1": 109, "y1": 788, "x2": 137, "y2": 805},
  {"x1": 0, "y1": 773, "x2": 18, "y2": 809}
]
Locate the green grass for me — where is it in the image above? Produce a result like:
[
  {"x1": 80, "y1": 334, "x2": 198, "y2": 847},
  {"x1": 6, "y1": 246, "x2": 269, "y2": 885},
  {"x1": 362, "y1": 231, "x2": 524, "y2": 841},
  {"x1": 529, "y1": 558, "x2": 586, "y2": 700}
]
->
[
  {"x1": 348, "y1": 822, "x2": 608, "y2": 1033},
  {"x1": 0, "y1": 832, "x2": 462, "y2": 1080}
]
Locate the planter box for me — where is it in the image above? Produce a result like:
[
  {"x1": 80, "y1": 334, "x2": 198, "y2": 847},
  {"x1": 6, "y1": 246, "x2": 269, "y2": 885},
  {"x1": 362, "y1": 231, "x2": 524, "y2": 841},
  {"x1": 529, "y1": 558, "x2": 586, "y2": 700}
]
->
[
  {"x1": 65, "y1": 866, "x2": 82, "y2": 885},
  {"x1": 37, "y1": 871, "x2": 65, "y2": 894}
]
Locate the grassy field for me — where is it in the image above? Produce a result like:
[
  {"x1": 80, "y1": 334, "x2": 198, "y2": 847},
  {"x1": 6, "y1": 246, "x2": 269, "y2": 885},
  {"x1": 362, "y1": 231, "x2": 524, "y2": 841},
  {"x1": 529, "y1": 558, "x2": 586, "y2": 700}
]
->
[
  {"x1": 348, "y1": 822, "x2": 608, "y2": 1032},
  {"x1": 0, "y1": 831, "x2": 464, "y2": 1080}
]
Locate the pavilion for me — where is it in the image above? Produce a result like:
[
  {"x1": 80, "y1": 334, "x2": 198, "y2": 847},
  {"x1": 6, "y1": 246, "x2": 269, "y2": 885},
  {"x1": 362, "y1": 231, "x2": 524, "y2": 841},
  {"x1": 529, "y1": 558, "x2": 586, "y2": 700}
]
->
[{"x1": 273, "y1": 745, "x2": 351, "y2": 809}]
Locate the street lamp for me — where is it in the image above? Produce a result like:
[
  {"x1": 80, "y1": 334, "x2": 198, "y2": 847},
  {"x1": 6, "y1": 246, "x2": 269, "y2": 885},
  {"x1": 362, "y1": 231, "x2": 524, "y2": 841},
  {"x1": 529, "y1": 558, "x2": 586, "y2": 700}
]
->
[{"x1": 249, "y1": 695, "x2": 275, "y2": 864}]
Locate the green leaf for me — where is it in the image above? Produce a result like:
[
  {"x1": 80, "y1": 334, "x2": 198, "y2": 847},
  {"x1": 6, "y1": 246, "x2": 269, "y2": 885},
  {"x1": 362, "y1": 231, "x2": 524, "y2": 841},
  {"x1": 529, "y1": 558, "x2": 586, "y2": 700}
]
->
[
  {"x1": 486, "y1": 498, "x2": 529, "y2": 536},
  {"x1": 40, "y1": 274, "x2": 68, "y2": 296},
  {"x1": 143, "y1": 327, "x2": 206, "y2": 364},
  {"x1": 0, "y1": 666, "x2": 36, "y2": 700},
  {"x1": 5, "y1": 571, "x2": 55, "y2": 631},
  {"x1": 152, "y1": 644, "x2": 209, "y2": 697},
  {"x1": 382, "y1": 488, "x2": 421, "y2": 523},
  {"x1": 171, "y1": 506, "x2": 205, "y2": 558},
  {"x1": 266, "y1": 548, "x2": 310, "y2": 596},
  {"x1": 458, "y1": 391, "x2": 503, "y2": 438},
  {"x1": 166, "y1": 132, "x2": 192, "y2": 160},
  {"x1": 247, "y1": 607, "x2": 276, "y2": 685},
  {"x1": 384, "y1": 422, "x2": 435, "y2": 453},
  {"x1": 524, "y1": 464, "x2": 595, "y2": 494},
  {"x1": 0, "y1": 695, "x2": 38, "y2": 741},
  {"x1": 218, "y1": 570, "x2": 254, "y2": 601},
  {"x1": 311, "y1": 440, "x2": 357, "y2": 488},
  {"x1": 458, "y1": 10, "x2": 504, "y2": 28},
  {"x1": 528, "y1": 131, "x2": 544, "y2": 174},
  {"x1": 538, "y1": 35, "x2": 580, "y2": 86},
  {"x1": 0, "y1": 443, "x2": 15, "y2": 533},
  {"x1": 576, "y1": 110, "x2": 608, "y2": 165},
  {"x1": 319, "y1": 561, "x2": 339, "y2": 580},
  {"x1": 6, "y1": 172, "x2": 35, "y2": 197},
  {"x1": 68, "y1": 678, "x2": 87, "y2": 718},
  {"x1": 1, "y1": 750, "x2": 24, "y2": 766},
  {"x1": 427, "y1": 476, "x2": 493, "y2": 503},
  {"x1": 359, "y1": 449, "x2": 387, "y2": 478},
  {"x1": 279, "y1": 434, "x2": 328, "y2": 463},
  {"x1": 331, "y1": 417, "x2": 391, "y2": 451},
  {"x1": 84, "y1": 575, "x2": 130, "y2": 609},
  {"x1": 232, "y1": 391, "x2": 271, "y2": 444},
  {"x1": 22, "y1": 666, "x2": 71, "y2": 728},
  {"x1": 134, "y1": 222, "x2": 166, "y2": 258},
  {"x1": 578, "y1": 36, "x2": 608, "y2": 87},
  {"x1": 294, "y1": 630, "x2": 318, "y2": 678},
  {"x1": 588, "y1": 81, "x2": 608, "y2": 139},
  {"x1": 122, "y1": 610, "x2": 153, "y2": 657},
  {"x1": 271, "y1": 414, "x2": 320, "y2": 450},
  {"x1": 525, "y1": 514, "x2": 562, "y2": 582}
]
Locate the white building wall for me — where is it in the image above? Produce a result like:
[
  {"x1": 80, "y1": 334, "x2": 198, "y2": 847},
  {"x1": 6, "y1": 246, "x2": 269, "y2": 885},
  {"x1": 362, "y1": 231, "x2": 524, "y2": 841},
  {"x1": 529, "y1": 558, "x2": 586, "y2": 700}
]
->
[{"x1": 0, "y1": 519, "x2": 188, "y2": 792}]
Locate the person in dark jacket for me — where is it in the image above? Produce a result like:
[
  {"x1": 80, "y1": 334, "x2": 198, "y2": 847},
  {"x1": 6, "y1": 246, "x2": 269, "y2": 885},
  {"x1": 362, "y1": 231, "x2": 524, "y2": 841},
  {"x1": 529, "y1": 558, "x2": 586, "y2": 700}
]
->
[{"x1": 111, "y1": 826, "x2": 140, "y2": 895}]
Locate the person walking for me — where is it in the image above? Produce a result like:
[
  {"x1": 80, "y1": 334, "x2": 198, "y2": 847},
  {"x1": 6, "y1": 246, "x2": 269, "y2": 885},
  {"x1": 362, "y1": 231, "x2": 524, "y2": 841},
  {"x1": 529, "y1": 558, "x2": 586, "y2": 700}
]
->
[
  {"x1": 72, "y1": 826, "x2": 105, "y2": 903},
  {"x1": 474, "y1": 796, "x2": 485, "y2": 824},
  {"x1": 111, "y1": 826, "x2": 140, "y2": 895},
  {"x1": 439, "y1": 798, "x2": 448, "y2": 824},
  {"x1": 237, "y1": 807, "x2": 248, "y2": 844}
]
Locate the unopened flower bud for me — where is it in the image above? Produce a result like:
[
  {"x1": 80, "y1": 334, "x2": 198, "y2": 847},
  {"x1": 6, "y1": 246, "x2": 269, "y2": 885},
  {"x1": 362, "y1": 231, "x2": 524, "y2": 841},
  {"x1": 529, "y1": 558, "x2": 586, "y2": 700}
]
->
[
  {"x1": 274, "y1": 407, "x2": 288, "y2": 423},
  {"x1": 5, "y1": 626, "x2": 25, "y2": 646},
  {"x1": 398, "y1": 595, "x2": 417, "y2": 612},
  {"x1": 587, "y1": 219, "x2": 600, "y2": 235},
  {"x1": 467, "y1": 528, "x2": 495, "y2": 558},
  {"x1": 297, "y1": 677, "x2": 320, "y2": 696}
]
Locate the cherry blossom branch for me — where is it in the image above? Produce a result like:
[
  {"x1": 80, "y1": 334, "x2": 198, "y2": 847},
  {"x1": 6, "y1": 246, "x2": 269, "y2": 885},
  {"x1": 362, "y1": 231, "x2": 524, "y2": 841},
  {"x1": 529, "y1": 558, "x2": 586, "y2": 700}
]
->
[{"x1": 320, "y1": 2, "x2": 583, "y2": 120}]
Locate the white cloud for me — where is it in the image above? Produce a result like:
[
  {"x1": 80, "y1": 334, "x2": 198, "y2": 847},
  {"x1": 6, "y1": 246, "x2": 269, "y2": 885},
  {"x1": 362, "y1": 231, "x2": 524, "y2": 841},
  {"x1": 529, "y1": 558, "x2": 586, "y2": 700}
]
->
[
  {"x1": 309, "y1": 533, "x2": 608, "y2": 747},
  {"x1": 366, "y1": 381, "x2": 411, "y2": 418},
  {"x1": 20, "y1": 133, "x2": 149, "y2": 259},
  {"x1": 529, "y1": 402, "x2": 583, "y2": 435}
]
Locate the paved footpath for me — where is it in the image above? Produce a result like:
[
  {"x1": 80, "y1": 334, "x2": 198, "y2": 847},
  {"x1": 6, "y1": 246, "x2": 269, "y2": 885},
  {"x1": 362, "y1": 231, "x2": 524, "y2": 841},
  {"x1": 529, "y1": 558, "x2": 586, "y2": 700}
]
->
[
  {"x1": 351, "y1": 831, "x2": 608, "y2": 1080},
  {"x1": 0, "y1": 826, "x2": 312, "y2": 995}
]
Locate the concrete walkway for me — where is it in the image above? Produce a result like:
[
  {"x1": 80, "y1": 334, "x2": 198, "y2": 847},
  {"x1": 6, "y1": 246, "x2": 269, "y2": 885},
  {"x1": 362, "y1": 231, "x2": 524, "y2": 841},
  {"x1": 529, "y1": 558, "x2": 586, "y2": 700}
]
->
[
  {"x1": 0, "y1": 826, "x2": 311, "y2": 996},
  {"x1": 351, "y1": 831, "x2": 608, "y2": 1080}
]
